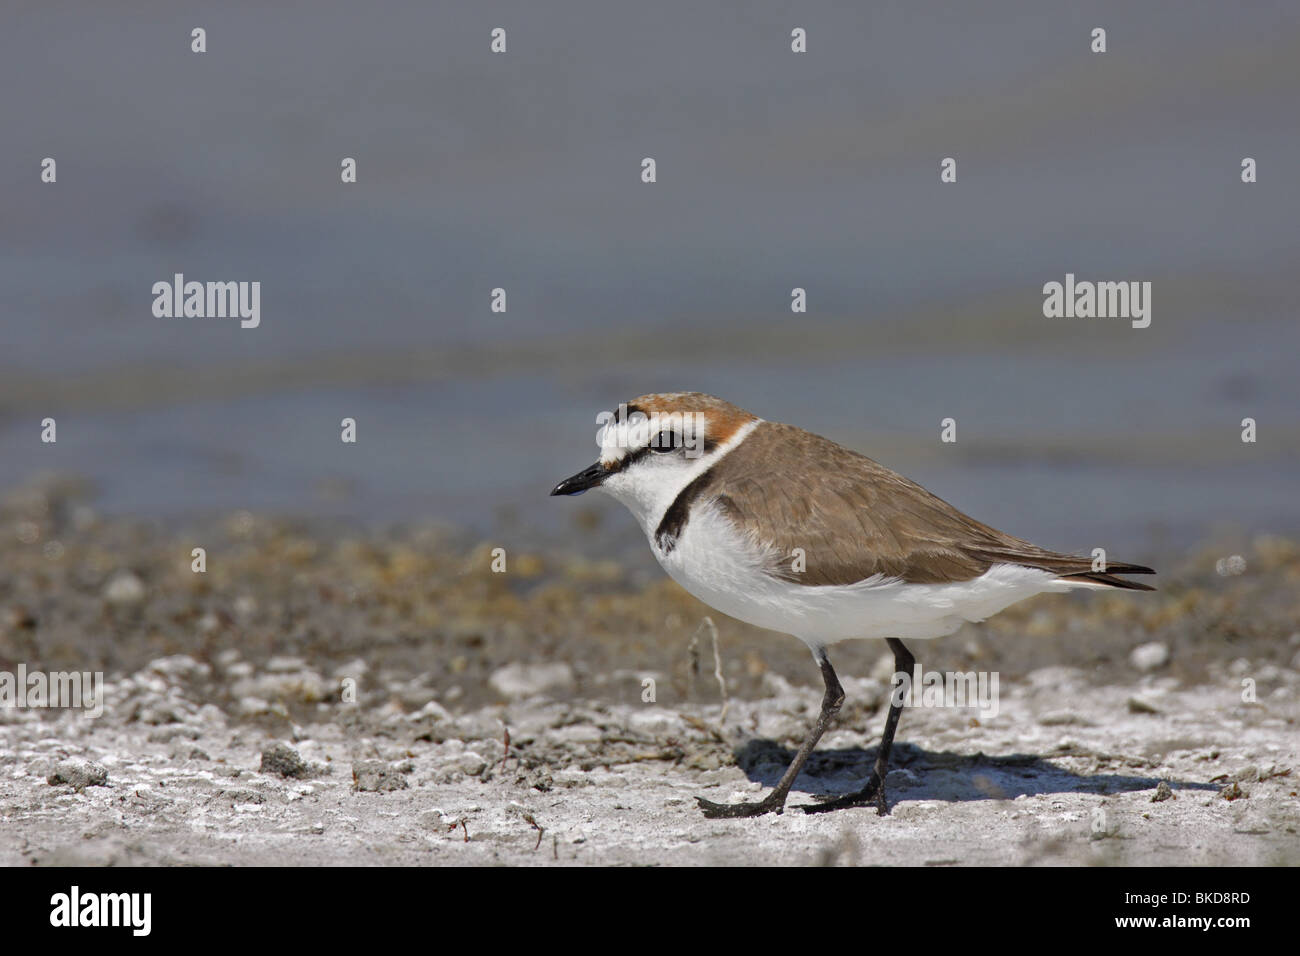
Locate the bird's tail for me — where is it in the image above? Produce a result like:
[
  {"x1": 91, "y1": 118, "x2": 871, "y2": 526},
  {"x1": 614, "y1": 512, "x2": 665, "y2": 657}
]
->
[
  {"x1": 970, "y1": 545, "x2": 1157, "y2": 592},
  {"x1": 1057, "y1": 567, "x2": 1157, "y2": 591}
]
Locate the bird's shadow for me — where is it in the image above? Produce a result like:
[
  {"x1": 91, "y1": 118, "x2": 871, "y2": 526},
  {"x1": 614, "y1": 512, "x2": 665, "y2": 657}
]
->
[{"x1": 730, "y1": 738, "x2": 1219, "y2": 803}]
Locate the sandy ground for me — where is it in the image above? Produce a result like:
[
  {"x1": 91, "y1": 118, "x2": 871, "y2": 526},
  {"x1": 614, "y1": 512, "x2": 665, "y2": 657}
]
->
[
  {"x1": 2, "y1": 660, "x2": 1297, "y2": 866},
  {"x1": 1, "y1": 478, "x2": 1298, "y2": 866}
]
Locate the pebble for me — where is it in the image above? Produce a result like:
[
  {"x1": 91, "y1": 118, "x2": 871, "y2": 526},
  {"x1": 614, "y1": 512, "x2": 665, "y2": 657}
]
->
[
  {"x1": 488, "y1": 662, "x2": 575, "y2": 700},
  {"x1": 102, "y1": 571, "x2": 146, "y2": 606},
  {"x1": 448, "y1": 751, "x2": 487, "y2": 776},
  {"x1": 260, "y1": 743, "x2": 311, "y2": 779},
  {"x1": 352, "y1": 760, "x2": 410, "y2": 792},
  {"x1": 148, "y1": 655, "x2": 211, "y2": 682},
  {"x1": 1130, "y1": 642, "x2": 1170, "y2": 672},
  {"x1": 48, "y1": 759, "x2": 109, "y2": 790}
]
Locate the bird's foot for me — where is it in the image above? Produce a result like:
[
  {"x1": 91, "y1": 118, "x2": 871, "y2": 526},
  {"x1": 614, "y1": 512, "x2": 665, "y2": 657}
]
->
[
  {"x1": 799, "y1": 772, "x2": 889, "y2": 816},
  {"x1": 696, "y1": 793, "x2": 786, "y2": 818}
]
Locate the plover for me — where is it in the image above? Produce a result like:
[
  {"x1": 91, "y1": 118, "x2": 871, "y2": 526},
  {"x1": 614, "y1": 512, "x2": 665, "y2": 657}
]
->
[{"x1": 551, "y1": 393, "x2": 1155, "y2": 817}]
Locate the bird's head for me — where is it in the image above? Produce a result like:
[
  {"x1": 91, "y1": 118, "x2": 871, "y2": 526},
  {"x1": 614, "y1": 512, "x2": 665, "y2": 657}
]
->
[{"x1": 550, "y1": 392, "x2": 758, "y2": 527}]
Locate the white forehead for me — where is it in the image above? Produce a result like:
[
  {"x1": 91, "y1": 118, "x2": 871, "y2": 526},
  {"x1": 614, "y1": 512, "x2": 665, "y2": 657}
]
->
[{"x1": 597, "y1": 409, "x2": 705, "y2": 466}]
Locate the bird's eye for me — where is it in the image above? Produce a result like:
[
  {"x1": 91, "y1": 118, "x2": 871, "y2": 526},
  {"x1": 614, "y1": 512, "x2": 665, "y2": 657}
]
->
[{"x1": 651, "y1": 431, "x2": 680, "y2": 453}]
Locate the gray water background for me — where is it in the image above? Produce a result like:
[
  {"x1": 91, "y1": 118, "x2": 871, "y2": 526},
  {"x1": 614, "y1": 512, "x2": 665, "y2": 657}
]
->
[{"x1": 2, "y1": 1, "x2": 1297, "y2": 559}]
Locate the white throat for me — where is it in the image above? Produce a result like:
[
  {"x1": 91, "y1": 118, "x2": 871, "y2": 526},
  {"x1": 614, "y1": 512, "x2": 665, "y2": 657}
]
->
[{"x1": 598, "y1": 418, "x2": 761, "y2": 540}]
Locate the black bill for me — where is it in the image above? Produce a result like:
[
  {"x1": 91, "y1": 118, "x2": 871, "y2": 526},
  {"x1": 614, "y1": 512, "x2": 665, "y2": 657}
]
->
[{"x1": 550, "y1": 462, "x2": 608, "y2": 496}]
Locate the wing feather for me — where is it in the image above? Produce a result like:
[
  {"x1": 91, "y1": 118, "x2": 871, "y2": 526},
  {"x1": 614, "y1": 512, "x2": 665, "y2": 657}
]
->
[{"x1": 704, "y1": 422, "x2": 1154, "y2": 589}]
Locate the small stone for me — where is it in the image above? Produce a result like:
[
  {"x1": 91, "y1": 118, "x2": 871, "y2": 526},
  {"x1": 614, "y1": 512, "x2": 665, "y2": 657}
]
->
[
  {"x1": 148, "y1": 654, "x2": 210, "y2": 681},
  {"x1": 260, "y1": 742, "x2": 310, "y2": 779},
  {"x1": 488, "y1": 662, "x2": 575, "y2": 700},
  {"x1": 1127, "y1": 697, "x2": 1161, "y2": 714},
  {"x1": 1220, "y1": 781, "x2": 1246, "y2": 801},
  {"x1": 102, "y1": 571, "x2": 145, "y2": 606},
  {"x1": 526, "y1": 768, "x2": 554, "y2": 792},
  {"x1": 1129, "y1": 642, "x2": 1170, "y2": 673},
  {"x1": 236, "y1": 696, "x2": 270, "y2": 718},
  {"x1": 352, "y1": 760, "x2": 410, "y2": 792},
  {"x1": 448, "y1": 751, "x2": 487, "y2": 776},
  {"x1": 406, "y1": 700, "x2": 452, "y2": 724},
  {"x1": 1152, "y1": 781, "x2": 1174, "y2": 802},
  {"x1": 48, "y1": 759, "x2": 109, "y2": 790}
]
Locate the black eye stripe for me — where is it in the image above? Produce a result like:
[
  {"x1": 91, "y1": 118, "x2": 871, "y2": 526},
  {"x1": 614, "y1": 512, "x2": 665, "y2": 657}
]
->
[
  {"x1": 611, "y1": 425, "x2": 717, "y2": 469},
  {"x1": 610, "y1": 446, "x2": 651, "y2": 472}
]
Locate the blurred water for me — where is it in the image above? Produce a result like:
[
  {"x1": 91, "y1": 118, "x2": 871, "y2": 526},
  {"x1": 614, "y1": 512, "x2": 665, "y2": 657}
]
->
[{"x1": 1, "y1": 1, "x2": 1297, "y2": 553}]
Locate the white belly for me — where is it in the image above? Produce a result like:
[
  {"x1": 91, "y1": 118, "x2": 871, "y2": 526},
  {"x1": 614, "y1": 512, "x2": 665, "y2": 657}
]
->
[{"x1": 652, "y1": 501, "x2": 1073, "y2": 646}]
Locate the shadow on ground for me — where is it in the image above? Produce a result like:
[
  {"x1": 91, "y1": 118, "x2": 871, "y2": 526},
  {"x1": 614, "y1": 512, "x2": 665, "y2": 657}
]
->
[{"x1": 730, "y1": 739, "x2": 1221, "y2": 804}]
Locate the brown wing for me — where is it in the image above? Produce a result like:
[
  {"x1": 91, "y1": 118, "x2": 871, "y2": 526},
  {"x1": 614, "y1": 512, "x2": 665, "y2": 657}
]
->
[{"x1": 694, "y1": 422, "x2": 1154, "y2": 589}]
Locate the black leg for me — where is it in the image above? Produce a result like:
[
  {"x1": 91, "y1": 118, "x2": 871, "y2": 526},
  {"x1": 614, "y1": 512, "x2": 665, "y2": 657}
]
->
[
  {"x1": 801, "y1": 638, "x2": 914, "y2": 815},
  {"x1": 697, "y1": 647, "x2": 845, "y2": 818}
]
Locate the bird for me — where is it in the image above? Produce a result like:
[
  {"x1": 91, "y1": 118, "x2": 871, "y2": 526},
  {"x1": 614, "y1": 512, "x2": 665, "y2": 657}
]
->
[{"x1": 550, "y1": 392, "x2": 1155, "y2": 817}]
